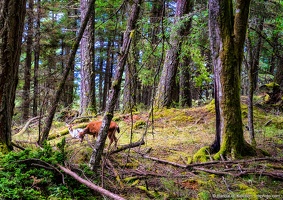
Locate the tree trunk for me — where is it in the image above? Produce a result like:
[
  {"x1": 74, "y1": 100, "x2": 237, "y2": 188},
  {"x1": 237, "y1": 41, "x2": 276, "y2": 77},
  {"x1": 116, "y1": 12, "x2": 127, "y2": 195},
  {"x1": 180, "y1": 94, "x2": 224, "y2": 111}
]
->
[
  {"x1": 22, "y1": 0, "x2": 34, "y2": 122},
  {"x1": 0, "y1": 0, "x2": 26, "y2": 153},
  {"x1": 101, "y1": 40, "x2": 113, "y2": 111},
  {"x1": 33, "y1": 0, "x2": 41, "y2": 117},
  {"x1": 275, "y1": 57, "x2": 283, "y2": 88},
  {"x1": 80, "y1": 0, "x2": 96, "y2": 115},
  {"x1": 155, "y1": 0, "x2": 194, "y2": 108},
  {"x1": 208, "y1": 0, "x2": 256, "y2": 159},
  {"x1": 89, "y1": 0, "x2": 142, "y2": 169},
  {"x1": 179, "y1": 55, "x2": 192, "y2": 107},
  {"x1": 123, "y1": 24, "x2": 139, "y2": 112},
  {"x1": 38, "y1": 0, "x2": 96, "y2": 146},
  {"x1": 140, "y1": 0, "x2": 164, "y2": 108},
  {"x1": 246, "y1": 18, "x2": 264, "y2": 146}
]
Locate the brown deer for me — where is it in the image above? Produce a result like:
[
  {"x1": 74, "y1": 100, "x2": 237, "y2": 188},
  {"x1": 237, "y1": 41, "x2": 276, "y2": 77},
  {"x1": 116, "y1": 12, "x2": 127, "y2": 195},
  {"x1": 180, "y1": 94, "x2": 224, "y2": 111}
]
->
[{"x1": 78, "y1": 120, "x2": 119, "y2": 149}]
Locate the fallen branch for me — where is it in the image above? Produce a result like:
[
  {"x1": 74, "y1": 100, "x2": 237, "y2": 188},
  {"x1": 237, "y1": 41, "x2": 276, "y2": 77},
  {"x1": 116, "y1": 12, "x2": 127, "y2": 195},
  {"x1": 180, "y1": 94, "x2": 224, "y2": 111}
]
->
[
  {"x1": 186, "y1": 157, "x2": 283, "y2": 169},
  {"x1": 11, "y1": 141, "x2": 25, "y2": 150},
  {"x1": 141, "y1": 155, "x2": 187, "y2": 168},
  {"x1": 193, "y1": 167, "x2": 234, "y2": 176},
  {"x1": 109, "y1": 139, "x2": 145, "y2": 155},
  {"x1": 58, "y1": 165, "x2": 125, "y2": 200},
  {"x1": 121, "y1": 169, "x2": 195, "y2": 178},
  {"x1": 193, "y1": 167, "x2": 283, "y2": 180},
  {"x1": 14, "y1": 116, "x2": 40, "y2": 136}
]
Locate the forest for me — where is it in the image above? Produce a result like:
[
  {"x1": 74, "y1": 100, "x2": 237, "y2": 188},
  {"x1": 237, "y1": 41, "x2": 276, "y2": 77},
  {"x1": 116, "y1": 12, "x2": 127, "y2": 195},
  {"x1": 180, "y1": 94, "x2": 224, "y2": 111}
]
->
[{"x1": 0, "y1": 0, "x2": 283, "y2": 199}]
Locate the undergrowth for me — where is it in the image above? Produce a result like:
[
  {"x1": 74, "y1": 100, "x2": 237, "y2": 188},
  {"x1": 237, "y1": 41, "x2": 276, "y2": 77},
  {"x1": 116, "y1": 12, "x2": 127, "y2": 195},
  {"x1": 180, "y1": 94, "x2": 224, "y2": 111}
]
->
[{"x1": 0, "y1": 139, "x2": 95, "y2": 199}]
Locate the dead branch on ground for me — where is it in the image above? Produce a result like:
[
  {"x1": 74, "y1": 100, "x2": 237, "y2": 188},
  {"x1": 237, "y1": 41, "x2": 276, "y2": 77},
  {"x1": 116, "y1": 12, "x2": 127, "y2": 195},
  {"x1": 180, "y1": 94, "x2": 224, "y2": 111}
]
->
[
  {"x1": 109, "y1": 139, "x2": 145, "y2": 155},
  {"x1": 14, "y1": 116, "x2": 40, "y2": 136},
  {"x1": 58, "y1": 165, "x2": 126, "y2": 200}
]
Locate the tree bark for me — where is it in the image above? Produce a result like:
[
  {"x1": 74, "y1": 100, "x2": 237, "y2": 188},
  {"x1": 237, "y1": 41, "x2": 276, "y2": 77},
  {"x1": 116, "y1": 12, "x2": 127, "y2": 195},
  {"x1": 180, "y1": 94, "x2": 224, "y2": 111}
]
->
[
  {"x1": 246, "y1": 17, "x2": 264, "y2": 146},
  {"x1": 38, "y1": 0, "x2": 96, "y2": 145},
  {"x1": 101, "y1": 40, "x2": 113, "y2": 111},
  {"x1": 0, "y1": 0, "x2": 26, "y2": 153},
  {"x1": 22, "y1": 0, "x2": 34, "y2": 122},
  {"x1": 155, "y1": 0, "x2": 194, "y2": 108},
  {"x1": 179, "y1": 56, "x2": 192, "y2": 107},
  {"x1": 33, "y1": 0, "x2": 41, "y2": 117},
  {"x1": 89, "y1": 0, "x2": 142, "y2": 169},
  {"x1": 208, "y1": 0, "x2": 256, "y2": 158},
  {"x1": 80, "y1": 0, "x2": 96, "y2": 115},
  {"x1": 123, "y1": 21, "x2": 139, "y2": 112}
]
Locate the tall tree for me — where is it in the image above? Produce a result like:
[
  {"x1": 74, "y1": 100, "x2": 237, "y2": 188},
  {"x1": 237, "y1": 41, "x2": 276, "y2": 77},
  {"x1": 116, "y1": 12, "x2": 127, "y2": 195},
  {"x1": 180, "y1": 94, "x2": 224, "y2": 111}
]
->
[
  {"x1": 89, "y1": 0, "x2": 142, "y2": 169},
  {"x1": 22, "y1": 0, "x2": 34, "y2": 122},
  {"x1": 38, "y1": 0, "x2": 96, "y2": 145},
  {"x1": 33, "y1": 0, "x2": 41, "y2": 117},
  {"x1": 155, "y1": 0, "x2": 194, "y2": 108},
  {"x1": 140, "y1": 0, "x2": 164, "y2": 107},
  {"x1": 123, "y1": 17, "x2": 139, "y2": 112},
  {"x1": 179, "y1": 56, "x2": 192, "y2": 107},
  {"x1": 80, "y1": 0, "x2": 96, "y2": 115},
  {"x1": 0, "y1": 0, "x2": 26, "y2": 153},
  {"x1": 208, "y1": 0, "x2": 256, "y2": 158},
  {"x1": 246, "y1": 16, "x2": 264, "y2": 146}
]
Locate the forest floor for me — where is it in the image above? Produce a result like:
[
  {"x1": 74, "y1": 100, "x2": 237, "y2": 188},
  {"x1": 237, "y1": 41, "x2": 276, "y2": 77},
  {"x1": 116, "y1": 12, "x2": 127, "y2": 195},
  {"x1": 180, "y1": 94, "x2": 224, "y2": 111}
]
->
[{"x1": 13, "y1": 98, "x2": 283, "y2": 199}]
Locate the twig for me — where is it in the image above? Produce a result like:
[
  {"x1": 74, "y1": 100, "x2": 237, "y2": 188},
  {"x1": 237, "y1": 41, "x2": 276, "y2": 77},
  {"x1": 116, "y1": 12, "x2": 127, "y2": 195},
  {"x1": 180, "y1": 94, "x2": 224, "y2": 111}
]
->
[
  {"x1": 11, "y1": 141, "x2": 25, "y2": 150},
  {"x1": 193, "y1": 167, "x2": 234, "y2": 176},
  {"x1": 15, "y1": 158, "x2": 65, "y2": 184},
  {"x1": 222, "y1": 176, "x2": 231, "y2": 192},
  {"x1": 141, "y1": 155, "x2": 187, "y2": 168}
]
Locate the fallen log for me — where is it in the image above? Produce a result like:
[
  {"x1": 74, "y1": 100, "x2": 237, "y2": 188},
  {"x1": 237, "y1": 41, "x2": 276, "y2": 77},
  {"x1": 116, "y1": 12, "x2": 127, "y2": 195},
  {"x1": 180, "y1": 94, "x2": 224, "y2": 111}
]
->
[{"x1": 58, "y1": 165, "x2": 126, "y2": 200}]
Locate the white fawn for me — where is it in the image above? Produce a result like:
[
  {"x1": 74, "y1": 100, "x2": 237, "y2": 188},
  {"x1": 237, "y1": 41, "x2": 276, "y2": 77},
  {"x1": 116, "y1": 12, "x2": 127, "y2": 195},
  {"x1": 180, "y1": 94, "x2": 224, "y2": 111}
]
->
[{"x1": 66, "y1": 123, "x2": 83, "y2": 138}]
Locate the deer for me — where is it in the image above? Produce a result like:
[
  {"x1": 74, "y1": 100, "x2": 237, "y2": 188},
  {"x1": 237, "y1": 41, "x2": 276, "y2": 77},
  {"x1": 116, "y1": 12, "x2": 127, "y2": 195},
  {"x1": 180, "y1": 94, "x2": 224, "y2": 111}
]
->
[
  {"x1": 78, "y1": 120, "x2": 119, "y2": 149},
  {"x1": 66, "y1": 123, "x2": 83, "y2": 138}
]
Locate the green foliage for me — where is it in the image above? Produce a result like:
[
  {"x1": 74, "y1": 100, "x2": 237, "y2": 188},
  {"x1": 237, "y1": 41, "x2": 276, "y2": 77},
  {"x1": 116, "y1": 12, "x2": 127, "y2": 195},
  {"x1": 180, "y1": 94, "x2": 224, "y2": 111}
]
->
[{"x1": 0, "y1": 141, "x2": 94, "y2": 199}]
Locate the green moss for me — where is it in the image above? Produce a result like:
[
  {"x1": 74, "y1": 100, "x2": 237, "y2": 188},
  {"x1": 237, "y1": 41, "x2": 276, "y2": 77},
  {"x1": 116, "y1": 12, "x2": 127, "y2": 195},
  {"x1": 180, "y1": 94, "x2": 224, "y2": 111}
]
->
[
  {"x1": 171, "y1": 115, "x2": 193, "y2": 122},
  {"x1": 112, "y1": 80, "x2": 119, "y2": 87},
  {"x1": 0, "y1": 143, "x2": 10, "y2": 155},
  {"x1": 193, "y1": 146, "x2": 210, "y2": 163},
  {"x1": 265, "y1": 82, "x2": 279, "y2": 88},
  {"x1": 133, "y1": 120, "x2": 146, "y2": 129},
  {"x1": 238, "y1": 183, "x2": 258, "y2": 200},
  {"x1": 197, "y1": 191, "x2": 210, "y2": 200},
  {"x1": 205, "y1": 99, "x2": 215, "y2": 113},
  {"x1": 137, "y1": 186, "x2": 168, "y2": 199}
]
